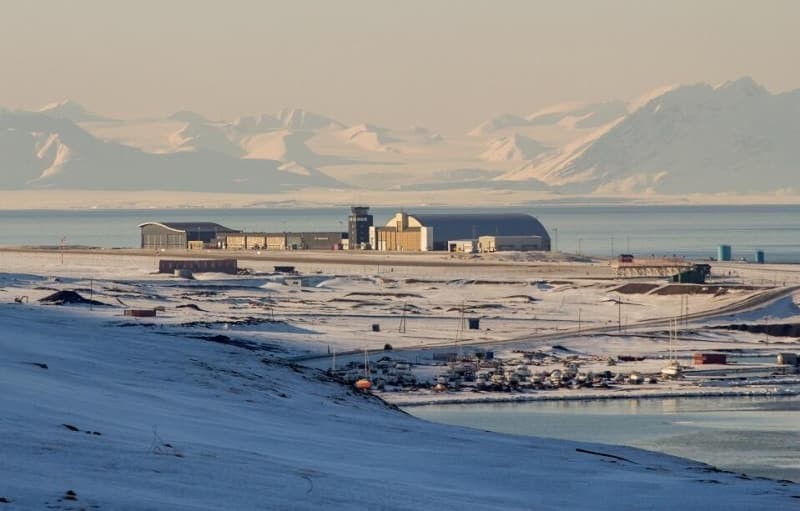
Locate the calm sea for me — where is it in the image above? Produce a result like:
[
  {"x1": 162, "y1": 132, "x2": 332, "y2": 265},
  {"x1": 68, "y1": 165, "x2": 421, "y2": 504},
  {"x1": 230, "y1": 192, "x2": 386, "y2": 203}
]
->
[
  {"x1": 0, "y1": 204, "x2": 798, "y2": 261},
  {"x1": 408, "y1": 395, "x2": 800, "y2": 482}
]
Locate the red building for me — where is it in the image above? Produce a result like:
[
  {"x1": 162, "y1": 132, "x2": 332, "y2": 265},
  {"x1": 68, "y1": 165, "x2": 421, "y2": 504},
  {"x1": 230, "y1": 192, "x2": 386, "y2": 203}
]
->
[{"x1": 694, "y1": 353, "x2": 727, "y2": 365}]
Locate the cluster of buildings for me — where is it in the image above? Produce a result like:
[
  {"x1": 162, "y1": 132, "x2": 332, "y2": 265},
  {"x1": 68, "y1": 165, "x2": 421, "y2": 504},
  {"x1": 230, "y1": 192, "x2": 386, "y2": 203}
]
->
[{"x1": 139, "y1": 207, "x2": 551, "y2": 253}]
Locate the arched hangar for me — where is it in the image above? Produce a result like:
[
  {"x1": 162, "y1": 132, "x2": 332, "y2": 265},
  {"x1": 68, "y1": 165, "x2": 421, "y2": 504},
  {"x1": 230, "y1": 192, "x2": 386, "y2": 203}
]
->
[{"x1": 369, "y1": 212, "x2": 550, "y2": 252}]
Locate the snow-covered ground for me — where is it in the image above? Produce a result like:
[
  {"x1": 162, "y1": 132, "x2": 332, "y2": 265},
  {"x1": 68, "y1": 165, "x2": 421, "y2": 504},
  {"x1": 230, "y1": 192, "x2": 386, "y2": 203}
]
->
[{"x1": 1, "y1": 251, "x2": 799, "y2": 509}]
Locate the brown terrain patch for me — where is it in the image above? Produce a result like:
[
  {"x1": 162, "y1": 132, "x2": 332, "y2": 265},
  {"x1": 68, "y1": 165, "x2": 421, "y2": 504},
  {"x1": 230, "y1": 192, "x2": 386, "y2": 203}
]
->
[
  {"x1": 651, "y1": 284, "x2": 729, "y2": 296},
  {"x1": 612, "y1": 283, "x2": 661, "y2": 294}
]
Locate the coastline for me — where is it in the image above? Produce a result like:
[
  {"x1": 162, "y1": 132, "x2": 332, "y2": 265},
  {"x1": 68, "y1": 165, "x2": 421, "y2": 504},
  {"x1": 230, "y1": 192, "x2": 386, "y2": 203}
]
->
[
  {"x1": 0, "y1": 188, "x2": 799, "y2": 211},
  {"x1": 382, "y1": 384, "x2": 800, "y2": 407}
]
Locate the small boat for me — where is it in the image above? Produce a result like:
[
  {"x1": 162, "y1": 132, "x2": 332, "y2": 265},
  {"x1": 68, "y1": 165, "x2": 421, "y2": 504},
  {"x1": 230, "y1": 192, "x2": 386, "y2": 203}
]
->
[
  {"x1": 661, "y1": 318, "x2": 683, "y2": 379},
  {"x1": 627, "y1": 371, "x2": 643, "y2": 384},
  {"x1": 660, "y1": 360, "x2": 682, "y2": 379}
]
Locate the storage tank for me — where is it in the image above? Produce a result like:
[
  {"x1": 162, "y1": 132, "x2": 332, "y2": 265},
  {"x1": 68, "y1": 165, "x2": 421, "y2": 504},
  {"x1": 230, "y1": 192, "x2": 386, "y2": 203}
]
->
[
  {"x1": 755, "y1": 250, "x2": 765, "y2": 264},
  {"x1": 717, "y1": 244, "x2": 732, "y2": 261}
]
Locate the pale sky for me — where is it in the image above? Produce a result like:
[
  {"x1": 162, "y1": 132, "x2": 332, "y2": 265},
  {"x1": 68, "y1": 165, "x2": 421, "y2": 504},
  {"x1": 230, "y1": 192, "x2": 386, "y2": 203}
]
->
[{"x1": 2, "y1": 0, "x2": 799, "y2": 132}]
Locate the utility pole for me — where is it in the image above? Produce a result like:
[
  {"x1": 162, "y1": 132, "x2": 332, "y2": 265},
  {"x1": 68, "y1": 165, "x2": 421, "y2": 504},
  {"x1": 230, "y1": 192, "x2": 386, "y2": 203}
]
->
[
  {"x1": 684, "y1": 295, "x2": 689, "y2": 328},
  {"x1": 554, "y1": 228, "x2": 559, "y2": 252},
  {"x1": 398, "y1": 302, "x2": 407, "y2": 333},
  {"x1": 618, "y1": 298, "x2": 622, "y2": 333}
]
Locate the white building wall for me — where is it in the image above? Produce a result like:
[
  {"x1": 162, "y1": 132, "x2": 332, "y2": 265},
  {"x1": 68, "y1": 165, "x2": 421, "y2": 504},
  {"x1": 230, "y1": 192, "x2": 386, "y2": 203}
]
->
[{"x1": 420, "y1": 227, "x2": 433, "y2": 251}]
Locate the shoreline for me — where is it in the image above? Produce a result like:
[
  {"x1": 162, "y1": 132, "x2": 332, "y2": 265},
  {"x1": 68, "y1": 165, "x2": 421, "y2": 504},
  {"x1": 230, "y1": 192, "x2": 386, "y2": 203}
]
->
[
  {"x1": 1, "y1": 190, "x2": 799, "y2": 211},
  {"x1": 382, "y1": 385, "x2": 800, "y2": 407}
]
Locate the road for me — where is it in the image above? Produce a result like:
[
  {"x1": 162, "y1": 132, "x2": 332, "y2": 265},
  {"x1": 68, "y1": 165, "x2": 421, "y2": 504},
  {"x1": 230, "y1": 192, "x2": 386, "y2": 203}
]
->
[
  {"x1": 0, "y1": 245, "x2": 611, "y2": 275},
  {"x1": 292, "y1": 284, "x2": 800, "y2": 362}
]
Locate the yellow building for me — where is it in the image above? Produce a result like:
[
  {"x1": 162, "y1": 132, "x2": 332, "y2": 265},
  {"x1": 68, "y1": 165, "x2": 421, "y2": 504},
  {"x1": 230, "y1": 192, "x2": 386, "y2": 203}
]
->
[{"x1": 370, "y1": 213, "x2": 433, "y2": 251}]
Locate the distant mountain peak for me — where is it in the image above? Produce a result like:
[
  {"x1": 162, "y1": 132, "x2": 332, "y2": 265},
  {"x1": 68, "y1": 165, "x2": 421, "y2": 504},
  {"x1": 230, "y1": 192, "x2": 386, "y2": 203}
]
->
[
  {"x1": 467, "y1": 113, "x2": 529, "y2": 136},
  {"x1": 276, "y1": 108, "x2": 344, "y2": 130},
  {"x1": 500, "y1": 77, "x2": 800, "y2": 194},
  {"x1": 716, "y1": 76, "x2": 769, "y2": 96},
  {"x1": 168, "y1": 111, "x2": 212, "y2": 124},
  {"x1": 38, "y1": 100, "x2": 112, "y2": 122},
  {"x1": 39, "y1": 99, "x2": 83, "y2": 112}
]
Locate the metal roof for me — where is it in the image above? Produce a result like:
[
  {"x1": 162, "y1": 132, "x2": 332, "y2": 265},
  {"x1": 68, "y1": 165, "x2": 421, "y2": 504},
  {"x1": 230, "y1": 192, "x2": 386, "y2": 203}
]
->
[
  {"x1": 407, "y1": 213, "x2": 549, "y2": 243},
  {"x1": 137, "y1": 222, "x2": 241, "y2": 233}
]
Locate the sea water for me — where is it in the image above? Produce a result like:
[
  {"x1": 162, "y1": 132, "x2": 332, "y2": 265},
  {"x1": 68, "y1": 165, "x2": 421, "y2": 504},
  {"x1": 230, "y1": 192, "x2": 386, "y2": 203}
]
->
[
  {"x1": 1, "y1": 204, "x2": 799, "y2": 261},
  {"x1": 408, "y1": 395, "x2": 800, "y2": 482}
]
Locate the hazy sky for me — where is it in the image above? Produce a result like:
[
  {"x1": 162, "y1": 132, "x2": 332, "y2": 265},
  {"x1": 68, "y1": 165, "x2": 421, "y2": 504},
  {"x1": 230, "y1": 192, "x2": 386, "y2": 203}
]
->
[{"x1": 2, "y1": 0, "x2": 799, "y2": 131}]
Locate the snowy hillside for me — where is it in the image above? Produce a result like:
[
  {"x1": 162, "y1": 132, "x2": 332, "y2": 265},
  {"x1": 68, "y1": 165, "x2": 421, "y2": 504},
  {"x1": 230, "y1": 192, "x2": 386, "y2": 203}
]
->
[
  {"x1": 341, "y1": 123, "x2": 398, "y2": 152},
  {"x1": 168, "y1": 121, "x2": 246, "y2": 157},
  {"x1": 527, "y1": 100, "x2": 628, "y2": 129},
  {"x1": 481, "y1": 134, "x2": 548, "y2": 161},
  {"x1": 0, "y1": 265, "x2": 796, "y2": 510},
  {"x1": 240, "y1": 130, "x2": 337, "y2": 169},
  {"x1": 502, "y1": 77, "x2": 800, "y2": 193}
]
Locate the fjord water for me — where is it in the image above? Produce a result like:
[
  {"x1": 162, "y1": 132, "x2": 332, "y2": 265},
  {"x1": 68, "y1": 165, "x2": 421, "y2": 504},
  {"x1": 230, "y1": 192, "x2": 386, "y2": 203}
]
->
[
  {"x1": 408, "y1": 395, "x2": 800, "y2": 482},
  {"x1": 1, "y1": 204, "x2": 799, "y2": 261}
]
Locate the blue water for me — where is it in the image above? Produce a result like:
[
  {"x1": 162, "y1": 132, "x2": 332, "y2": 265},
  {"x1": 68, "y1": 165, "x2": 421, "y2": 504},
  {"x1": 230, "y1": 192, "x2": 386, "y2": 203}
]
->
[
  {"x1": 1, "y1": 204, "x2": 798, "y2": 261},
  {"x1": 408, "y1": 395, "x2": 800, "y2": 482}
]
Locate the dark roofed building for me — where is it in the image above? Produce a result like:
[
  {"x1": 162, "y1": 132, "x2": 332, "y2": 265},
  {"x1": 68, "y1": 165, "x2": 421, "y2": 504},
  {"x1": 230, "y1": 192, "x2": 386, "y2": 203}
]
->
[{"x1": 139, "y1": 222, "x2": 241, "y2": 250}]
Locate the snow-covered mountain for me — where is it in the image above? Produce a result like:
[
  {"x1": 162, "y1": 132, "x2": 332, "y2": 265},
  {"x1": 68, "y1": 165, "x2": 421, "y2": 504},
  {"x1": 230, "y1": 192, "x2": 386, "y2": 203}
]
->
[
  {"x1": 527, "y1": 100, "x2": 628, "y2": 129},
  {"x1": 481, "y1": 134, "x2": 548, "y2": 161},
  {"x1": 240, "y1": 130, "x2": 325, "y2": 163},
  {"x1": 168, "y1": 110, "x2": 213, "y2": 124},
  {"x1": 341, "y1": 123, "x2": 397, "y2": 152},
  {"x1": 231, "y1": 113, "x2": 283, "y2": 133},
  {"x1": 7, "y1": 78, "x2": 800, "y2": 198},
  {"x1": 0, "y1": 111, "x2": 342, "y2": 191},
  {"x1": 468, "y1": 113, "x2": 530, "y2": 136},
  {"x1": 407, "y1": 125, "x2": 443, "y2": 144},
  {"x1": 277, "y1": 108, "x2": 345, "y2": 131},
  {"x1": 168, "y1": 121, "x2": 246, "y2": 157},
  {"x1": 502, "y1": 77, "x2": 800, "y2": 194},
  {"x1": 38, "y1": 100, "x2": 115, "y2": 122},
  {"x1": 469, "y1": 102, "x2": 628, "y2": 138}
]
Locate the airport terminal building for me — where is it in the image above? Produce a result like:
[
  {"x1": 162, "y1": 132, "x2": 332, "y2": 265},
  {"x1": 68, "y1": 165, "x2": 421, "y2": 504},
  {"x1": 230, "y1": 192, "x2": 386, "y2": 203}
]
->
[{"x1": 369, "y1": 212, "x2": 551, "y2": 252}]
